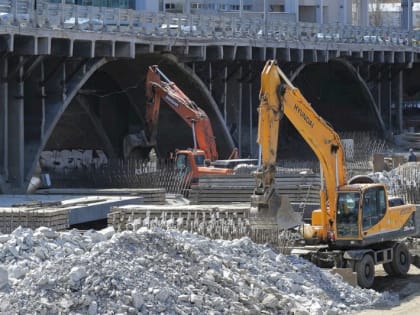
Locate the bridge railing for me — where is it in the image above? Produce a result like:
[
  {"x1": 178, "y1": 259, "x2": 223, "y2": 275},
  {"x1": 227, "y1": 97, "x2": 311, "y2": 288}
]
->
[{"x1": 0, "y1": 0, "x2": 418, "y2": 48}]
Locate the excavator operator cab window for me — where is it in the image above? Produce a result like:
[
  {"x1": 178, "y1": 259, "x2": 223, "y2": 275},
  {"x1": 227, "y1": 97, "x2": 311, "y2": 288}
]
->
[
  {"x1": 336, "y1": 192, "x2": 360, "y2": 238},
  {"x1": 176, "y1": 154, "x2": 190, "y2": 172},
  {"x1": 194, "y1": 154, "x2": 206, "y2": 167},
  {"x1": 362, "y1": 187, "x2": 386, "y2": 229}
]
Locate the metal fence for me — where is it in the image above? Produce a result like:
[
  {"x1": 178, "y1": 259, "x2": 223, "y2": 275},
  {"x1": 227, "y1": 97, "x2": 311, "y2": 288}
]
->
[
  {"x1": 0, "y1": 0, "x2": 419, "y2": 47},
  {"x1": 45, "y1": 158, "x2": 191, "y2": 196}
]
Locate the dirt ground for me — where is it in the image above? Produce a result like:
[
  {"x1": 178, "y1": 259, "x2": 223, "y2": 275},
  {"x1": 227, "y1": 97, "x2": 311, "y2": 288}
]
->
[{"x1": 357, "y1": 265, "x2": 420, "y2": 314}]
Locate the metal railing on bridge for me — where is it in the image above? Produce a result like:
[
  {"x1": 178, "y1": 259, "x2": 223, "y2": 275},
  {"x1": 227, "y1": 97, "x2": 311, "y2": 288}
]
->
[{"x1": 0, "y1": 0, "x2": 418, "y2": 47}]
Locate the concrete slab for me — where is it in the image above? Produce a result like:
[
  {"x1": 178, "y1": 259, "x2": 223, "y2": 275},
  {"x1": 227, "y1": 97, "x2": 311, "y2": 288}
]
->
[{"x1": 0, "y1": 194, "x2": 145, "y2": 229}]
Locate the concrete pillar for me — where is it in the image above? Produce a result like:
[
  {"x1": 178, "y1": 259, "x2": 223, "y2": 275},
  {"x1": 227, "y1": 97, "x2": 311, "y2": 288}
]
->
[
  {"x1": 376, "y1": 72, "x2": 382, "y2": 115},
  {"x1": 248, "y1": 63, "x2": 255, "y2": 157},
  {"x1": 225, "y1": 64, "x2": 241, "y2": 149},
  {"x1": 8, "y1": 57, "x2": 25, "y2": 189},
  {"x1": 285, "y1": 0, "x2": 299, "y2": 22},
  {"x1": 387, "y1": 68, "x2": 393, "y2": 131},
  {"x1": 316, "y1": 0, "x2": 324, "y2": 24},
  {"x1": 238, "y1": 65, "x2": 243, "y2": 156},
  {"x1": 339, "y1": 0, "x2": 351, "y2": 25},
  {"x1": 401, "y1": 0, "x2": 413, "y2": 31},
  {"x1": 359, "y1": 0, "x2": 369, "y2": 27},
  {"x1": 184, "y1": 0, "x2": 191, "y2": 15},
  {"x1": 0, "y1": 57, "x2": 7, "y2": 180},
  {"x1": 396, "y1": 70, "x2": 404, "y2": 133}
]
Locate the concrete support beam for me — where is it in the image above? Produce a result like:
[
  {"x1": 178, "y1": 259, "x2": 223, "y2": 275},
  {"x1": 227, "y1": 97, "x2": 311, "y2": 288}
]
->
[
  {"x1": 8, "y1": 56, "x2": 25, "y2": 190},
  {"x1": 359, "y1": 0, "x2": 369, "y2": 27},
  {"x1": 0, "y1": 57, "x2": 8, "y2": 189},
  {"x1": 285, "y1": 0, "x2": 299, "y2": 22},
  {"x1": 401, "y1": 0, "x2": 414, "y2": 31},
  {"x1": 387, "y1": 68, "x2": 393, "y2": 131},
  {"x1": 396, "y1": 70, "x2": 404, "y2": 132},
  {"x1": 316, "y1": 0, "x2": 324, "y2": 24}
]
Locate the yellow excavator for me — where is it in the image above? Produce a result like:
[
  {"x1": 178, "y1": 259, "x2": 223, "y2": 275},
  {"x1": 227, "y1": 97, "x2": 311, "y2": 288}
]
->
[{"x1": 251, "y1": 60, "x2": 419, "y2": 288}]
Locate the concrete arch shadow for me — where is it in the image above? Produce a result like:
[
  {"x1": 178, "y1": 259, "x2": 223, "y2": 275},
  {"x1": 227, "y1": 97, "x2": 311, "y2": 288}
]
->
[
  {"x1": 21, "y1": 58, "x2": 110, "y2": 193},
  {"x1": 331, "y1": 58, "x2": 386, "y2": 135}
]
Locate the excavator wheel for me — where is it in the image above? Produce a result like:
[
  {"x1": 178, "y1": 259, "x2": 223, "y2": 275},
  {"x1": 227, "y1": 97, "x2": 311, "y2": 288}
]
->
[
  {"x1": 390, "y1": 243, "x2": 411, "y2": 276},
  {"x1": 356, "y1": 254, "x2": 375, "y2": 288},
  {"x1": 383, "y1": 262, "x2": 396, "y2": 276}
]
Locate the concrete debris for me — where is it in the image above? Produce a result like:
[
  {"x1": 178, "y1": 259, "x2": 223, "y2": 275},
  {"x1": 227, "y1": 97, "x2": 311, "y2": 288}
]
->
[{"x1": 0, "y1": 226, "x2": 398, "y2": 314}]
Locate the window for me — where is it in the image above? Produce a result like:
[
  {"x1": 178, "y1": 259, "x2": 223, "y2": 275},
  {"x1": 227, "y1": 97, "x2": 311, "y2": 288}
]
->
[
  {"x1": 336, "y1": 192, "x2": 360, "y2": 238},
  {"x1": 194, "y1": 154, "x2": 205, "y2": 167},
  {"x1": 165, "y1": 3, "x2": 175, "y2": 9},
  {"x1": 362, "y1": 187, "x2": 386, "y2": 229}
]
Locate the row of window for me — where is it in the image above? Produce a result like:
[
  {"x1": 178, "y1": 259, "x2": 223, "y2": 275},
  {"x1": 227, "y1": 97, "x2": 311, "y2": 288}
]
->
[{"x1": 166, "y1": 2, "x2": 252, "y2": 11}]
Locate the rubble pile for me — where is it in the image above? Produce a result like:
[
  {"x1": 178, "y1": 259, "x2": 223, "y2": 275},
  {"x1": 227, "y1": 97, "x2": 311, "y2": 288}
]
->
[{"x1": 0, "y1": 226, "x2": 397, "y2": 314}]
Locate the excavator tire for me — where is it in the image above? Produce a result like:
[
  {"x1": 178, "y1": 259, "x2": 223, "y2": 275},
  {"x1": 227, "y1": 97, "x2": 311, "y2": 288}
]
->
[
  {"x1": 356, "y1": 254, "x2": 375, "y2": 288},
  {"x1": 383, "y1": 262, "x2": 396, "y2": 276},
  {"x1": 390, "y1": 243, "x2": 411, "y2": 276}
]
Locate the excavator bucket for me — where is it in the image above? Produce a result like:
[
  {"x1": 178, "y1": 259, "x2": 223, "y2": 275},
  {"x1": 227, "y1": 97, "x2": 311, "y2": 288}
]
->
[{"x1": 250, "y1": 190, "x2": 302, "y2": 231}]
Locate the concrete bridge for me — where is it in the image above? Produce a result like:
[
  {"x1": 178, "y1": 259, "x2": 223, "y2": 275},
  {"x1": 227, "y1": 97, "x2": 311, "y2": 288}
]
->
[{"x1": 1, "y1": 0, "x2": 420, "y2": 193}]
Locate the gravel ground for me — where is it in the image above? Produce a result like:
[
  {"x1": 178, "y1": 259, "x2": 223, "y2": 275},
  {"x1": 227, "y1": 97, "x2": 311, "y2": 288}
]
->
[{"x1": 0, "y1": 226, "x2": 400, "y2": 314}]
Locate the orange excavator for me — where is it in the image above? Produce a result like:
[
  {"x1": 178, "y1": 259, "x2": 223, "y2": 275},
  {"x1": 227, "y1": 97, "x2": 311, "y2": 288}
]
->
[{"x1": 145, "y1": 65, "x2": 245, "y2": 185}]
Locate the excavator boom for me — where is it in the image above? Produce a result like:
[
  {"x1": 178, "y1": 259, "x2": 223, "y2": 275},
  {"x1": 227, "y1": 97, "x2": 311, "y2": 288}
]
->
[
  {"x1": 145, "y1": 65, "x2": 219, "y2": 161},
  {"x1": 255, "y1": 60, "x2": 347, "y2": 234}
]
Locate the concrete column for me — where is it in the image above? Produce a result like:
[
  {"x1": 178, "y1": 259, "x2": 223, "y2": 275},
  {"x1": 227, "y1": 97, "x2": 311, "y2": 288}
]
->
[
  {"x1": 396, "y1": 70, "x2": 404, "y2": 133},
  {"x1": 8, "y1": 56, "x2": 25, "y2": 189},
  {"x1": 388, "y1": 68, "x2": 393, "y2": 131},
  {"x1": 0, "y1": 57, "x2": 7, "y2": 180},
  {"x1": 184, "y1": 0, "x2": 191, "y2": 15},
  {"x1": 401, "y1": 0, "x2": 413, "y2": 31},
  {"x1": 248, "y1": 63, "x2": 254, "y2": 157},
  {"x1": 359, "y1": 0, "x2": 369, "y2": 27},
  {"x1": 338, "y1": 0, "x2": 351, "y2": 25},
  {"x1": 238, "y1": 65, "x2": 243, "y2": 156},
  {"x1": 223, "y1": 64, "x2": 228, "y2": 122},
  {"x1": 376, "y1": 72, "x2": 382, "y2": 115},
  {"x1": 285, "y1": 0, "x2": 299, "y2": 22},
  {"x1": 316, "y1": 0, "x2": 324, "y2": 24},
  {"x1": 225, "y1": 64, "x2": 241, "y2": 149}
]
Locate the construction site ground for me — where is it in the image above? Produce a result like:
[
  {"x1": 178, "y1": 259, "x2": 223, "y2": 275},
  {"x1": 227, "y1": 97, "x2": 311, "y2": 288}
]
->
[{"x1": 358, "y1": 265, "x2": 420, "y2": 314}]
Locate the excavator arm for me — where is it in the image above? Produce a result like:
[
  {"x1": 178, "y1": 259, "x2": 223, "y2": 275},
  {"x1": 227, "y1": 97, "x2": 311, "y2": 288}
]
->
[
  {"x1": 253, "y1": 60, "x2": 347, "y2": 233},
  {"x1": 145, "y1": 65, "x2": 219, "y2": 161}
]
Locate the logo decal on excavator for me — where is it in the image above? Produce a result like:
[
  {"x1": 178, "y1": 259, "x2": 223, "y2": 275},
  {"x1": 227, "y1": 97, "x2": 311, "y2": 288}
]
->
[{"x1": 294, "y1": 104, "x2": 314, "y2": 128}]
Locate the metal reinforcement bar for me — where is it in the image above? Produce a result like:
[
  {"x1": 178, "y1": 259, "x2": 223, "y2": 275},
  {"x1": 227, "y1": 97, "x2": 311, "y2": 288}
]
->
[{"x1": 108, "y1": 204, "x2": 300, "y2": 250}]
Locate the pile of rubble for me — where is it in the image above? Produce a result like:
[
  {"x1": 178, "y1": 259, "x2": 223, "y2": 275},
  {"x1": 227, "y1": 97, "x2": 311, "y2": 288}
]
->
[{"x1": 0, "y1": 226, "x2": 397, "y2": 314}]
